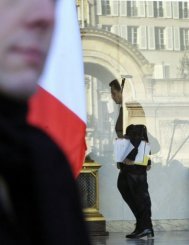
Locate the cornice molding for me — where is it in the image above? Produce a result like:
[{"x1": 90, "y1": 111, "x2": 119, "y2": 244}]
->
[{"x1": 81, "y1": 27, "x2": 151, "y2": 69}]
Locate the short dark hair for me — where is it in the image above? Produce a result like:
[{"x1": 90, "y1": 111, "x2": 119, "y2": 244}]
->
[
  {"x1": 109, "y1": 79, "x2": 121, "y2": 92},
  {"x1": 125, "y1": 124, "x2": 148, "y2": 142}
]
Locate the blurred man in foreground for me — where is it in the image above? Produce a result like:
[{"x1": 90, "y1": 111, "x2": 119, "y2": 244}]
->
[{"x1": 0, "y1": 1, "x2": 90, "y2": 244}]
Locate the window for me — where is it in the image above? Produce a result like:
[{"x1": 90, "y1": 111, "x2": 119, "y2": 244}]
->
[
  {"x1": 180, "y1": 28, "x2": 189, "y2": 50},
  {"x1": 154, "y1": 64, "x2": 170, "y2": 79},
  {"x1": 179, "y1": 2, "x2": 189, "y2": 19},
  {"x1": 127, "y1": 1, "x2": 138, "y2": 17},
  {"x1": 155, "y1": 27, "x2": 165, "y2": 50},
  {"x1": 154, "y1": 1, "x2": 163, "y2": 17},
  {"x1": 127, "y1": 26, "x2": 138, "y2": 47},
  {"x1": 102, "y1": 0, "x2": 111, "y2": 15},
  {"x1": 163, "y1": 65, "x2": 170, "y2": 79},
  {"x1": 102, "y1": 25, "x2": 111, "y2": 32}
]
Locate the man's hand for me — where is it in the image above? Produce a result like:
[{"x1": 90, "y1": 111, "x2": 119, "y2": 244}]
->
[{"x1": 123, "y1": 159, "x2": 134, "y2": 165}]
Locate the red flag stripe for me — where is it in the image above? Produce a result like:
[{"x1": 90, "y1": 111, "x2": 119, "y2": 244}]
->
[{"x1": 28, "y1": 87, "x2": 86, "y2": 176}]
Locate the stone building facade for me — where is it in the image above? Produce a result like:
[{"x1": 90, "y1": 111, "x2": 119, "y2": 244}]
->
[{"x1": 77, "y1": 0, "x2": 189, "y2": 231}]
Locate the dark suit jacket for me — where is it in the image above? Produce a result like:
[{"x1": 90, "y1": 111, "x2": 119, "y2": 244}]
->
[{"x1": 0, "y1": 95, "x2": 90, "y2": 245}]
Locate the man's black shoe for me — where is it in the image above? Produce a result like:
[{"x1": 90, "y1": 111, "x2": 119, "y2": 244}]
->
[
  {"x1": 126, "y1": 228, "x2": 154, "y2": 239},
  {"x1": 125, "y1": 229, "x2": 139, "y2": 238},
  {"x1": 125, "y1": 224, "x2": 138, "y2": 238}
]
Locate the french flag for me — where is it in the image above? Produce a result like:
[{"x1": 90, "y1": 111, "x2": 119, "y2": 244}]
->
[{"x1": 28, "y1": 0, "x2": 86, "y2": 177}]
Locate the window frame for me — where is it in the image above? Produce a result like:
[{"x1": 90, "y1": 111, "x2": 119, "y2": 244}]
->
[
  {"x1": 127, "y1": 26, "x2": 138, "y2": 47},
  {"x1": 155, "y1": 27, "x2": 165, "y2": 50}
]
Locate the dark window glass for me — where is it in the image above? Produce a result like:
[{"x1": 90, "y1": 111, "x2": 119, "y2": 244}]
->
[{"x1": 102, "y1": 0, "x2": 111, "y2": 15}]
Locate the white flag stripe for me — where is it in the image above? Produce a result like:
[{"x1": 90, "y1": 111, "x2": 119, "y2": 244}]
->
[{"x1": 39, "y1": 0, "x2": 86, "y2": 123}]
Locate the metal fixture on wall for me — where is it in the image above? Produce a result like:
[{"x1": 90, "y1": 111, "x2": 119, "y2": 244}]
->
[{"x1": 78, "y1": 162, "x2": 108, "y2": 235}]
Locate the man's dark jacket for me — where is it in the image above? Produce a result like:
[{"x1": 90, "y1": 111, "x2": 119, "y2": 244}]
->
[{"x1": 0, "y1": 95, "x2": 90, "y2": 245}]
